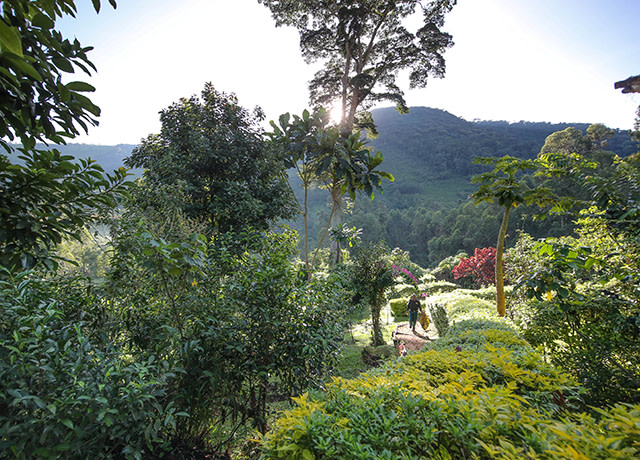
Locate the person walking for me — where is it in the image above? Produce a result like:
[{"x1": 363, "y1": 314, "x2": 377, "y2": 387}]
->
[{"x1": 406, "y1": 294, "x2": 422, "y2": 332}]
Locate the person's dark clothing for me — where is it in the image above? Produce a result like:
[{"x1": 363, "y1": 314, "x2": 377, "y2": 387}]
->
[
  {"x1": 407, "y1": 298, "x2": 421, "y2": 312},
  {"x1": 407, "y1": 297, "x2": 421, "y2": 330}
]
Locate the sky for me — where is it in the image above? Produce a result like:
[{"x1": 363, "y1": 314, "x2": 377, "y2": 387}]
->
[{"x1": 58, "y1": 0, "x2": 640, "y2": 146}]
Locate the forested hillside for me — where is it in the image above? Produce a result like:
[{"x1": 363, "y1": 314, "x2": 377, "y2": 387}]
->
[
  {"x1": 3, "y1": 1, "x2": 639, "y2": 458},
  {"x1": 26, "y1": 107, "x2": 635, "y2": 268},
  {"x1": 368, "y1": 106, "x2": 635, "y2": 195},
  {"x1": 291, "y1": 106, "x2": 636, "y2": 266}
]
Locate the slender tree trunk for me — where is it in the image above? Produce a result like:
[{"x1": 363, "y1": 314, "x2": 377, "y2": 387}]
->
[
  {"x1": 311, "y1": 190, "x2": 338, "y2": 268},
  {"x1": 329, "y1": 184, "x2": 343, "y2": 265},
  {"x1": 371, "y1": 287, "x2": 385, "y2": 346},
  {"x1": 496, "y1": 205, "x2": 512, "y2": 317},
  {"x1": 303, "y1": 184, "x2": 309, "y2": 271}
]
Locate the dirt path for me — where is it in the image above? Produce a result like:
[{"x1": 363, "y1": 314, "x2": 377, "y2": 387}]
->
[{"x1": 393, "y1": 320, "x2": 436, "y2": 352}]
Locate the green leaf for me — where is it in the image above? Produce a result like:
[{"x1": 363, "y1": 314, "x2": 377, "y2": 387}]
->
[
  {"x1": 0, "y1": 21, "x2": 23, "y2": 56},
  {"x1": 66, "y1": 81, "x2": 96, "y2": 92},
  {"x1": 2, "y1": 53, "x2": 42, "y2": 80},
  {"x1": 52, "y1": 57, "x2": 75, "y2": 73},
  {"x1": 31, "y1": 13, "x2": 55, "y2": 30},
  {"x1": 61, "y1": 419, "x2": 74, "y2": 429},
  {"x1": 57, "y1": 81, "x2": 71, "y2": 102}
]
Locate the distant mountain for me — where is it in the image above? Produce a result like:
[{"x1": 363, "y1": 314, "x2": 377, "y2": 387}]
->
[
  {"x1": 362, "y1": 107, "x2": 636, "y2": 209},
  {"x1": 7, "y1": 143, "x2": 140, "y2": 175},
  {"x1": 370, "y1": 106, "x2": 635, "y2": 177},
  {"x1": 48, "y1": 143, "x2": 138, "y2": 173}
]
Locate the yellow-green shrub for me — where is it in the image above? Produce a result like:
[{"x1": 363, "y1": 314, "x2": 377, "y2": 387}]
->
[
  {"x1": 422, "y1": 280, "x2": 458, "y2": 296},
  {"x1": 260, "y1": 284, "x2": 640, "y2": 459},
  {"x1": 389, "y1": 297, "x2": 408, "y2": 317},
  {"x1": 260, "y1": 345, "x2": 604, "y2": 460}
]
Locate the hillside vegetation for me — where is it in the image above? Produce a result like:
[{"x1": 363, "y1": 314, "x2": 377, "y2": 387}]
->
[{"x1": 2, "y1": 2, "x2": 639, "y2": 457}]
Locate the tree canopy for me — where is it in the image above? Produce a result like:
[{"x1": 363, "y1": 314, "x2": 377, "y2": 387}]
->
[
  {"x1": 258, "y1": 0, "x2": 456, "y2": 135},
  {"x1": 126, "y1": 83, "x2": 297, "y2": 236},
  {"x1": 259, "y1": 0, "x2": 455, "y2": 262}
]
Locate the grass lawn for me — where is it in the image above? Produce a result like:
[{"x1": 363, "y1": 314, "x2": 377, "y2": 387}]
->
[{"x1": 334, "y1": 301, "x2": 404, "y2": 379}]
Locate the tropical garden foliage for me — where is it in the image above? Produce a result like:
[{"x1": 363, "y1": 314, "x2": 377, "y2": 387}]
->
[{"x1": 1, "y1": 0, "x2": 640, "y2": 458}]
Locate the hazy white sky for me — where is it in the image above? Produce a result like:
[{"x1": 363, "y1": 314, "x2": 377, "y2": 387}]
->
[{"x1": 59, "y1": 0, "x2": 640, "y2": 145}]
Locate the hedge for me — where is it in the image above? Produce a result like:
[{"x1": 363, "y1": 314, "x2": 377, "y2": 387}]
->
[{"x1": 260, "y1": 289, "x2": 640, "y2": 459}]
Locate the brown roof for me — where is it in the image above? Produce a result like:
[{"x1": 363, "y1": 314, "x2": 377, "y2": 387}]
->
[{"x1": 615, "y1": 75, "x2": 640, "y2": 93}]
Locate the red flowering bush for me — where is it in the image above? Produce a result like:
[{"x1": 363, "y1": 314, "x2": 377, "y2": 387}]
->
[{"x1": 452, "y1": 247, "x2": 497, "y2": 287}]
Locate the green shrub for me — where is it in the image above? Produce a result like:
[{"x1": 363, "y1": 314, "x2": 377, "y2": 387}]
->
[
  {"x1": 260, "y1": 345, "x2": 592, "y2": 460},
  {"x1": 521, "y1": 289, "x2": 640, "y2": 407},
  {"x1": 389, "y1": 297, "x2": 408, "y2": 317},
  {"x1": 109, "y1": 227, "x2": 346, "y2": 443},
  {"x1": 421, "y1": 280, "x2": 458, "y2": 296},
  {"x1": 427, "y1": 302, "x2": 449, "y2": 338},
  {"x1": 0, "y1": 272, "x2": 176, "y2": 459},
  {"x1": 429, "y1": 322, "x2": 530, "y2": 353},
  {"x1": 430, "y1": 252, "x2": 466, "y2": 283},
  {"x1": 395, "y1": 283, "x2": 417, "y2": 298}
]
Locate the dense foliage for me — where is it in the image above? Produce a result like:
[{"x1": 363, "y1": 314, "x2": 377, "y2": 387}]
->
[
  {"x1": 2, "y1": 1, "x2": 640, "y2": 458},
  {"x1": 451, "y1": 247, "x2": 496, "y2": 288},
  {"x1": 261, "y1": 291, "x2": 640, "y2": 459},
  {"x1": 127, "y1": 83, "x2": 297, "y2": 237},
  {"x1": 0, "y1": 0, "x2": 130, "y2": 272},
  {"x1": 509, "y1": 215, "x2": 640, "y2": 406},
  {"x1": 0, "y1": 270, "x2": 177, "y2": 458}
]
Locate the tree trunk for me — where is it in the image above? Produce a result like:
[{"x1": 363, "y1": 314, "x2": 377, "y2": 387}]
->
[
  {"x1": 329, "y1": 184, "x2": 343, "y2": 265},
  {"x1": 303, "y1": 184, "x2": 309, "y2": 272},
  {"x1": 371, "y1": 287, "x2": 385, "y2": 346},
  {"x1": 496, "y1": 205, "x2": 511, "y2": 317}
]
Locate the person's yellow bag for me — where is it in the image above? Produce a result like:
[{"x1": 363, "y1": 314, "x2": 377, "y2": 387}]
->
[{"x1": 418, "y1": 311, "x2": 430, "y2": 330}]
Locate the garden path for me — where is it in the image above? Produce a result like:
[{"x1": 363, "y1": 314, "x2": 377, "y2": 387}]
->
[{"x1": 393, "y1": 320, "x2": 436, "y2": 352}]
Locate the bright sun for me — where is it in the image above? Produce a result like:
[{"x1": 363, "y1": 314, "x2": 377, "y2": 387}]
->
[{"x1": 328, "y1": 105, "x2": 342, "y2": 126}]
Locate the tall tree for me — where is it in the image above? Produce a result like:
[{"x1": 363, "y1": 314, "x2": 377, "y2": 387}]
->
[
  {"x1": 126, "y1": 83, "x2": 297, "y2": 238},
  {"x1": 259, "y1": 0, "x2": 456, "y2": 253},
  {"x1": 471, "y1": 156, "x2": 554, "y2": 317},
  {"x1": 269, "y1": 109, "x2": 392, "y2": 268}
]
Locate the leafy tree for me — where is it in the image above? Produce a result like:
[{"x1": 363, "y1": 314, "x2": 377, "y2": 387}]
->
[
  {"x1": 0, "y1": 0, "x2": 116, "y2": 151},
  {"x1": 108, "y1": 216, "x2": 346, "y2": 443},
  {"x1": 351, "y1": 241, "x2": 395, "y2": 346},
  {"x1": 127, "y1": 83, "x2": 297, "y2": 238},
  {"x1": 269, "y1": 109, "x2": 392, "y2": 267},
  {"x1": 452, "y1": 247, "x2": 496, "y2": 288},
  {"x1": 1, "y1": 150, "x2": 130, "y2": 270},
  {"x1": 259, "y1": 0, "x2": 455, "y2": 256},
  {"x1": 258, "y1": 0, "x2": 455, "y2": 134},
  {"x1": 471, "y1": 156, "x2": 554, "y2": 317},
  {"x1": 512, "y1": 215, "x2": 640, "y2": 405},
  {"x1": 0, "y1": 0, "x2": 130, "y2": 272}
]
